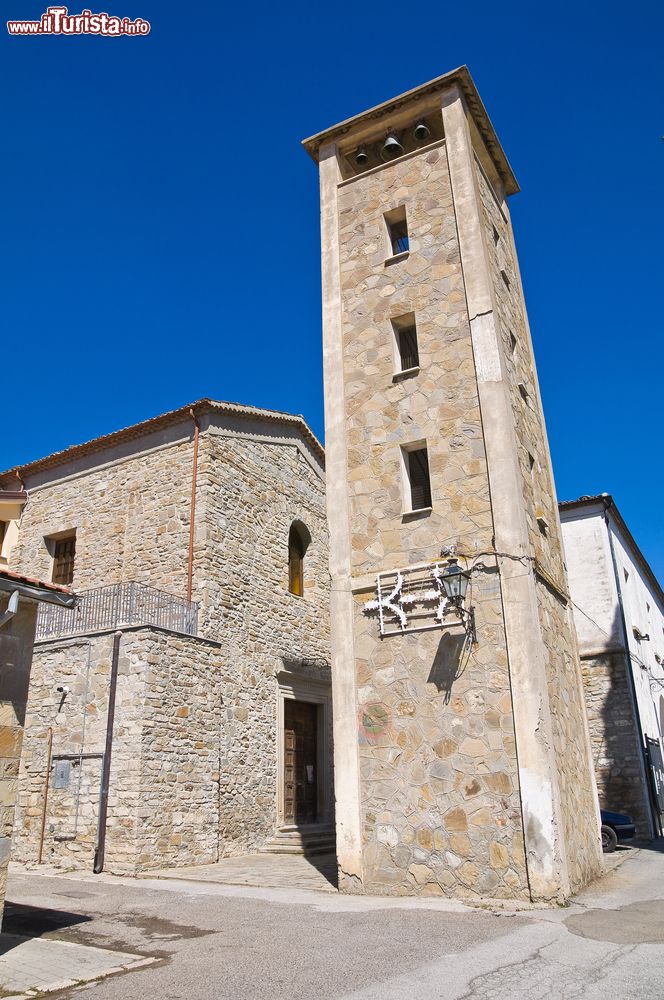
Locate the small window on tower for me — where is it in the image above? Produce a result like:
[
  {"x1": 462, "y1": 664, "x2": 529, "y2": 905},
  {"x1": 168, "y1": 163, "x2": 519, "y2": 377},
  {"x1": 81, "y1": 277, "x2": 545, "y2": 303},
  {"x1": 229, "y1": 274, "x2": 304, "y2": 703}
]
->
[
  {"x1": 402, "y1": 445, "x2": 432, "y2": 512},
  {"x1": 392, "y1": 313, "x2": 419, "y2": 375},
  {"x1": 51, "y1": 532, "x2": 76, "y2": 586},
  {"x1": 384, "y1": 206, "x2": 409, "y2": 259}
]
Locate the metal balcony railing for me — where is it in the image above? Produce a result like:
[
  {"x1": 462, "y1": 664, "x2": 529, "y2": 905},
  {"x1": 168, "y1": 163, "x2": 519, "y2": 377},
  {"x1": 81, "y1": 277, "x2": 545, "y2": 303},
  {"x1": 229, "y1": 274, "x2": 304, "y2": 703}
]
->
[{"x1": 36, "y1": 581, "x2": 199, "y2": 641}]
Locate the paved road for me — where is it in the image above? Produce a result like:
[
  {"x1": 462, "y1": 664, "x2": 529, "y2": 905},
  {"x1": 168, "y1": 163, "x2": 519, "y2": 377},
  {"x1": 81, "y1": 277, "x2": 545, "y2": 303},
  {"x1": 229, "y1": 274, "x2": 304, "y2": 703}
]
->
[{"x1": 5, "y1": 844, "x2": 664, "y2": 999}]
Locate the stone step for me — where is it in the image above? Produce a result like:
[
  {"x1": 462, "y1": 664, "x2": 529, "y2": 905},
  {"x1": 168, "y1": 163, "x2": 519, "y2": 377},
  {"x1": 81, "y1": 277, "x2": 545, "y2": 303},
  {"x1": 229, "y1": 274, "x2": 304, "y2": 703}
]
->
[
  {"x1": 262, "y1": 835, "x2": 336, "y2": 850},
  {"x1": 261, "y1": 842, "x2": 336, "y2": 856},
  {"x1": 260, "y1": 825, "x2": 336, "y2": 857}
]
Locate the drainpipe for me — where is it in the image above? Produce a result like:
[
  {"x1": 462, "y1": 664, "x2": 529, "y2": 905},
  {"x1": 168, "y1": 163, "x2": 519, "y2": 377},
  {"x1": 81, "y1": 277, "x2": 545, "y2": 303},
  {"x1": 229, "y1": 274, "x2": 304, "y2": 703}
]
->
[
  {"x1": 603, "y1": 498, "x2": 655, "y2": 838},
  {"x1": 186, "y1": 408, "x2": 200, "y2": 604},
  {"x1": 37, "y1": 727, "x2": 53, "y2": 864},
  {"x1": 93, "y1": 630, "x2": 122, "y2": 874}
]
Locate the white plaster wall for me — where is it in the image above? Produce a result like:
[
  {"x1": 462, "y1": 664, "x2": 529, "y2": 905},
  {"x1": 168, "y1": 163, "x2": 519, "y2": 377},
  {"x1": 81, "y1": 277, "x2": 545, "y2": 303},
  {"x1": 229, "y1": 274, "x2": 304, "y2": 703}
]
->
[
  {"x1": 561, "y1": 502, "x2": 664, "y2": 757},
  {"x1": 561, "y1": 504, "x2": 621, "y2": 652},
  {"x1": 610, "y1": 517, "x2": 664, "y2": 750}
]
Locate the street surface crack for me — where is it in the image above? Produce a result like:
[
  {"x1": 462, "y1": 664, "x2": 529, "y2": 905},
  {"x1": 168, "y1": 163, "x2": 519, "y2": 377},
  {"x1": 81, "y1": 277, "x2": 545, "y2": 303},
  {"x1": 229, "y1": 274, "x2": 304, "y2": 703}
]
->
[{"x1": 459, "y1": 939, "x2": 636, "y2": 999}]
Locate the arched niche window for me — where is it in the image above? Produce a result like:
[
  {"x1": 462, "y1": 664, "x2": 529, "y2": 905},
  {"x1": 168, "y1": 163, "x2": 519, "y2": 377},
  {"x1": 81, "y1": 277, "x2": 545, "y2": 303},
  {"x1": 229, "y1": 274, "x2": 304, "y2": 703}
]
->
[{"x1": 288, "y1": 521, "x2": 311, "y2": 597}]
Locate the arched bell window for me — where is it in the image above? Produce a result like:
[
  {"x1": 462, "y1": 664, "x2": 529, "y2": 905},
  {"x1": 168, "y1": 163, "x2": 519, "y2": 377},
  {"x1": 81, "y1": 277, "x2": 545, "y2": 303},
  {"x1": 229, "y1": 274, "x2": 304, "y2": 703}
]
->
[{"x1": 288, "y1": 521, "x2": 311, "y2": 597}]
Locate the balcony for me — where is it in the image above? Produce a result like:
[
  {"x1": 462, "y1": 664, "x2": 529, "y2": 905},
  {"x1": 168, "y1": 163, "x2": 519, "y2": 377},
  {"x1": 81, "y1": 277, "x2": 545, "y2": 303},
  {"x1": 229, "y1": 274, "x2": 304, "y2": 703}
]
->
[{"x1": 36, "y1": 581, "x2": 199, "y2": 641}]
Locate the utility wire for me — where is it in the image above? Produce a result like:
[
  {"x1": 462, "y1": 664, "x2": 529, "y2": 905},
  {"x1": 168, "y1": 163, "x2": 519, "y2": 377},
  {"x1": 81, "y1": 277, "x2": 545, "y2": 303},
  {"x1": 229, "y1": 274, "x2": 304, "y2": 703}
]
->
[
  {"x1": 447, "y1": 543, "x2": 664, "y2": 694},
  {"x1": 569, "y1": 595, "x2": 664, "y2": 693}
]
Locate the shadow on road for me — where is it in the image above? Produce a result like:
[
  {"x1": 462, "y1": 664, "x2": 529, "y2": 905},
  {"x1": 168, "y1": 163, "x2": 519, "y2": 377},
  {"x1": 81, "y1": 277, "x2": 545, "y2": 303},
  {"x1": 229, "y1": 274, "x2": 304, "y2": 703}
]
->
[
  {"x1": 630, "y1": 837, "x2": 664, "y2": 854},
  {"x1": 300, "y1": 851, "x2": 338, "y2": 889},
  {"x1": 0, "y1": 900, "x2": 92, "y2": 956}
]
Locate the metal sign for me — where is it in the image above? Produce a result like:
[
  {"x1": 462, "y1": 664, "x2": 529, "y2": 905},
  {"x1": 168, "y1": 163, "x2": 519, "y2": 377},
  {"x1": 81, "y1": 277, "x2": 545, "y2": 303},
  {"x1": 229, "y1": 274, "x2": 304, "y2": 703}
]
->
[{"x1": 54, "y1": 760, "x2": 71, "y2": 790}]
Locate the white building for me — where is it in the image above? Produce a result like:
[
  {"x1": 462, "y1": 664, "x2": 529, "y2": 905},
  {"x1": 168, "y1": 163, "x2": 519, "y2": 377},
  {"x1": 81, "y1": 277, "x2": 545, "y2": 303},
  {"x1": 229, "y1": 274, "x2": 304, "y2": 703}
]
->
[{"x1": 560, "y1": 495, "x2": 664, "y2": 838}]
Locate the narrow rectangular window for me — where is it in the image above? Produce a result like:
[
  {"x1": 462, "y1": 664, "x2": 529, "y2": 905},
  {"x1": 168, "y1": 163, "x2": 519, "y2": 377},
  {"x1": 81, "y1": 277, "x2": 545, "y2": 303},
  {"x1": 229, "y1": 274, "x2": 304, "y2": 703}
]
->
[
  {"x1": 52, "y1": 533, "x2": 76, "y2": 586},
  {"x1": 392, "y1": 314, "x2": 419, "y2": 373},
  {"x1": 384, "y1": 206, "x2": 409, "y2": 258},
  {"x1": 405, "y1": 446, "x2": 432, "y2": 511}
]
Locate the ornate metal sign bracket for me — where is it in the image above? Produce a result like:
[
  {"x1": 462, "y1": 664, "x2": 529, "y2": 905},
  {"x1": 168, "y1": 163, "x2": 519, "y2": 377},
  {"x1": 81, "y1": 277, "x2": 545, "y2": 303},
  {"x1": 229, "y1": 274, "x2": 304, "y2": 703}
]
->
[{"x1": 363, "y1": 558, "x2": 476, "y2": 641}]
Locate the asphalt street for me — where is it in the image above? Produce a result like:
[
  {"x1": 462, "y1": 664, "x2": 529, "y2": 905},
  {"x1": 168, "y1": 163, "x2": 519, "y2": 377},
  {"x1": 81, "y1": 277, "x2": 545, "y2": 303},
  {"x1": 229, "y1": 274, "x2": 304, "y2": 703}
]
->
[{"x1": 4, "y1": 843, "x2": 664, "y2": 999}]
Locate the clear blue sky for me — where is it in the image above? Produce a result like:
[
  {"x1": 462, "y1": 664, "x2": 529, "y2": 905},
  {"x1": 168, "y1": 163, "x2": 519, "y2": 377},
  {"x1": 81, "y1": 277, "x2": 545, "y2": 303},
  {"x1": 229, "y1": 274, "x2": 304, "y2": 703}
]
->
[{"x1": 4, "y1": 2, "x2": 663, "y2": 577}]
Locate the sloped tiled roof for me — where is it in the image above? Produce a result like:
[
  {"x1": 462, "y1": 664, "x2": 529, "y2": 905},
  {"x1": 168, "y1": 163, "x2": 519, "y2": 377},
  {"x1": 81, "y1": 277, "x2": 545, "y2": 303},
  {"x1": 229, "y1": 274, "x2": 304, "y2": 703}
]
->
[{"x1": 0, "y1": 398, "x2": 324, "y2": 484}]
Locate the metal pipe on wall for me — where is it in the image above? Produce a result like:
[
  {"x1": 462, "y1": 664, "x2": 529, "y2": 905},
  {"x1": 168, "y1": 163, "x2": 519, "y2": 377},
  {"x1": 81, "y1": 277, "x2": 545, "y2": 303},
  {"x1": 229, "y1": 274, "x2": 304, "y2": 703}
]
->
[
  {"x1": 93, "y1": 630, "x2": 122, "y2": 874},
  {"x1": 37, "y1": 727, "x2": 53, "y2": 865},
  {"x1": 72, "y1": 640, "x2": 93, "y2": 837},
  {"x1": 186, "y1": 408, "x2": 200, "y2": 604}
]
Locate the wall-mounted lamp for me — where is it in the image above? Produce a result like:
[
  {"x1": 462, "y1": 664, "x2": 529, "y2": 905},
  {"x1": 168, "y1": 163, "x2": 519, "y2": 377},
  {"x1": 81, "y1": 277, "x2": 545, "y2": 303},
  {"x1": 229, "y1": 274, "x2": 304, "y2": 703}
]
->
[{"x1": 438, "y1": 555, "x2": 476, "y2": 644}]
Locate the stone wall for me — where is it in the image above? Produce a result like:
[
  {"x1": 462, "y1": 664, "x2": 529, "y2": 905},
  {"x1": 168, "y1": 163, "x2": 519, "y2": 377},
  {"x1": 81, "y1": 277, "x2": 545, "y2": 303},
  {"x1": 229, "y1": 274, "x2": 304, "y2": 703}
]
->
[
  {"x1": 11, "y1": 412, "x2": 332, "y2": 870},
  {"x1": 475, "y1": 154, "x2": 602, "y2": 888},
  {"x1": 352, "y1": 570, "x2": 529, "y2": 900},
  {"x1": 339, "y1": 143, "x2": 493, "y2": 574},
  {"x1": 333, "y1": 143, "x2": 529, "y2": 899},
  {"x1": 9, "y1": 423, "x2": 196, "y2": 599},
  {"x1": 14, "y1": 628, "x2": 225, "y2": 872},
  {"x1": 14, "y1": 565, "x2": 332, "y2": 870},
  {"x1": 198, "y1": 430, "x2": 331, "y2": 852},
  {"x1": 15, "y1": 633, "x2": 121, "y2": 869},
  {"x1": 474, "y1": 162, "x2": 564, "y2": 584},
  {"x1": 0, "y1": 594, "x2": 38, "y2": 925},
  {"x1": 537, "y1": 578, "x2": 603, "y2": 889},
  {"x1": 317, "y1": 79, "x2": 603, "y2": 901},
  {"x1": 132, "y1": 629, "x2": 224, "y2": 869},
  {"x1": 581, "y1": 651, "x2": 651, "y2": 837}
]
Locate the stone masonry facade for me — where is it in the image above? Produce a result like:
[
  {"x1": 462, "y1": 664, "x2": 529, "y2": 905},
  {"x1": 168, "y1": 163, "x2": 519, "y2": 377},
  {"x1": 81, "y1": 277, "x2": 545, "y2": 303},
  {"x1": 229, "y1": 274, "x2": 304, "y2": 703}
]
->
[
  {"x1": 6, "y1": 403, "x2": 332, "y2": 872},
  {"x1": 307, "y1": 68, "x2": 603, "y2": 902},
  {"x1": 581, "y1": 652, "x2": 651, "y2": 837},
  {"x1": 0, "y1": 594, "x2": 38, "y2": 918},
  {"x1": 14, "y1": 628, "x2": 224, "y2": 872},
  {"x1": 337, "y1": 145, "x2": 529, "y2": 899},
  {"x1": 474, "y1": 154, "x2": 600, "y2": 890}
]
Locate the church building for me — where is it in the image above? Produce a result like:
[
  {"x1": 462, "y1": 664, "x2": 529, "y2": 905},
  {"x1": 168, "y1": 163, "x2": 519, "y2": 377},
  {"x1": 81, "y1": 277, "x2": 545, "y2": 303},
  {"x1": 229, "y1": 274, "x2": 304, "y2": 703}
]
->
[
  {"x1": 2, "y1": 68, "x2": 613, "y2": 903},
  {"x1": 2, "y1": 400, "x2": 334, "y2": 871}
]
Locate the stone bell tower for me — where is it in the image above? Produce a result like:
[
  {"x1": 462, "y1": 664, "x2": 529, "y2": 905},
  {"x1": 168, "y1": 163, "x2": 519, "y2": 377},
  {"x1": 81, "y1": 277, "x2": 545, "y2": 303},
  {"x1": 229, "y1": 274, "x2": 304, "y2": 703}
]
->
[{"x1": 303, "y1": 66, "x2": 603, "y2": 902}]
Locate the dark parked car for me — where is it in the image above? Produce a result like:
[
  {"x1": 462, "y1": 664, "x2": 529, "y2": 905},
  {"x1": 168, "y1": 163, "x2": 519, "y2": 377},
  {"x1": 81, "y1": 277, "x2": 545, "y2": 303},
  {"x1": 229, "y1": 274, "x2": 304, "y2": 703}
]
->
[{"x1": 600, "y1": 809, "x2": 636, "y2": 852}]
